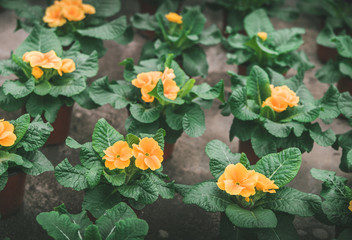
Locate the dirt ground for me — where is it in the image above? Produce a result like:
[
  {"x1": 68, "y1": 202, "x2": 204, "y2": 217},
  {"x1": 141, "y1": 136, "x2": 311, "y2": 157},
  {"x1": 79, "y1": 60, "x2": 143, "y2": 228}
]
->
[{"x1": 0, "y1": 0, "x2": 351, "y2": 240}]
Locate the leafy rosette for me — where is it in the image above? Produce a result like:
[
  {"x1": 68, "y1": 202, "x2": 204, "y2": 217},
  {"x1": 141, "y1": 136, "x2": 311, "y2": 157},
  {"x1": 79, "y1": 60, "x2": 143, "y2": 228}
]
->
[
  {"x1": 225, "y1": 65, "x2": 339, "y2": 158},
  {"x1": 225, "y1": 8, "x2": 314, "y2": 74},
  {"x1": 311, "y1": 168, "x2": 352, "y2": 236},
  {"x1": 132, "y1": 5, "x2": 222, "y2": 77},
  {"x1": 0, "y1": 25, "x2": 99, "y2": 123},
  {"x1": 316, "y1": 33, "x2": 352, "y2": 84},
  {"x1": 55, "y1": 118, "x2": 175, "y2": 218},
  {"x1": 37, "y1": 202, "x2": 148, "y2": 240},
  {"x1": 0, "y1": 114, "x2": 54, "y2": 192},
  {"x1": 0, "y1": 0, "x2": 130, "y2": 57},
  {"x1": 211, "y1": 0, "x2": 298, "y2": 34},
  {"x1": 89, "y1": 55, "x2": 224, "y2": 145},
  {"x1": 178, "y1": 140, "x2": 321, "y2": 237}
]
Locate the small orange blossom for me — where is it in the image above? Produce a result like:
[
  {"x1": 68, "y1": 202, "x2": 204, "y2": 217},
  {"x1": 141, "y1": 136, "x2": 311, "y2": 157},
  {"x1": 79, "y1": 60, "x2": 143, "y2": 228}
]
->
[
  {"x1": 103, "y1": 141, "x2": 133, "y2": 170},
  {"x1": 0, "y1": 120, "x2": 17, "y2": 147},
  {"x1": 165, "y1": 12, "x2": 183, "y2": 24},
  {"x1": 132, "y1": 138, "x2": 163, "y2": 171}
]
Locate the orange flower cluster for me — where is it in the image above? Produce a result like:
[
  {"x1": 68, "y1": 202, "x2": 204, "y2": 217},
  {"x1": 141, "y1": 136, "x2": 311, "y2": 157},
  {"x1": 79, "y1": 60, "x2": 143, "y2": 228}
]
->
[
  {"x1": 0, "y1": 120, "x2": 17, "y2": 147},
  {"x1": 132, "y1": 67, "x2": 180, "y2": 103},
  {"x1": 103, "y1": 137, "x2": 163, "y2": 171},
  {"x1": 217, "y1": 163, "x2": 278, "y2": 197},
  {"x1": 43, "y1": 0, "x2": 95, "y2": 27},
  {"x1": 165, "y1": 12, "x2": 183, "y2": 24},
  {"x1": 262, "y1": 85, "x2": 299, "y2": 112},
  {"x1": 22, "y1": 50, "x2": 75, "y2": 79}
]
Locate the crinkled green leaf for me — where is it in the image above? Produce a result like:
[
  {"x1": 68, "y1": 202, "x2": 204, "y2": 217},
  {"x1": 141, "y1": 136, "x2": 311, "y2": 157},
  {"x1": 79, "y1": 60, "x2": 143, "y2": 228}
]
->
[
  {"x1": 55, "y1": 158, "x2": 89, "y2": 191},
  {"x1": 338, "y1": 92, "x2": 352, "y2": 119},
  {"x1": 244, "y1": 9, "x2": 275, "y2": 37},
  {"x1": 229, "y1": 87, "x2": 260, "y2": 121},
  {"x1": 129, "y1": 103, "x2": 162, "y2": 124},
  {"x1": 78, "y1": 17, "x2": 126, "y2": 40},
  {"x1": 335, "y1": 35, "x2": 352, "y2": 58},
  {"x1": 22, "y1": 150, "x2": 53, "y2": 176},
  {"x1": 2, "y1": 78, "x2": 35, "y2": 99},
  {"x1": 182, "y1": 46, "x2": 208, "y2": 78},
  {"x1": 309, "y1": 123, "x2": 336, "y2": 147},
  {"x1": 182, "y1": 104, "x2": 206, "y2": 138},
  {"x1": 316, "y1": 60, "x2": 341, "y2": 84},
  {"x1": 110, "y1": 218, "x2": 149, "y2": 240}
]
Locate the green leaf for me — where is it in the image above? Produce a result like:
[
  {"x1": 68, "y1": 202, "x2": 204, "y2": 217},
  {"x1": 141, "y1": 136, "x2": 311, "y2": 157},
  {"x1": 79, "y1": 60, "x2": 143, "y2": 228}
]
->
[
  {"x1": 16, "y1": 25, "x2": 62, "y2": 56},
  {"x1": 96, "y1": 202, "x2": 136, "y2": 239},
  {"x1": 178, "y1": 78, "x2": 195, "y2": 98},
  {"x1": 148, "y1": 80, "x2": 184, "y2": 105},
  {"x1": 103, "y1": 171, "x2": 126, "y2": 187},
  {"x1": 260, "y1": 106, "x2": 275, "y2": 121},
  {"x1": 251, "y1": 127, "x2": 277, "y2": 158},
  {"x1": 0, "y1": 151, "x2": 23, "y2": 175},
  {"x1": 25, "y1": 94, "x2": 62, "y2": 123},
  {"x1": 182, "y1": 46, "x2": 208, "y2": 78},
  {"x1": 205, "y1": 140, "x2": 241, "y2": 179},
  {"x1": 131, "y1": 13, "x2": 157, "y2": 31},
  {"x1": 111, "y1": 218, "x2": 149, "y2": 240},
  {"x1": 3, "y1": 78, "x2": 35, "y2": 99},
  {"x1": 78, "y1": 16, "x2": 127, "y2": 40},
  {"x1": 309, "y1": 123, "x2": 336, "y2": 147},
  {"x1": 244, "y1": 9, "x2": 275, "y2": 37},
  {"x1": 182, "y1": 104, "x2": 206, "y2": 138},
  {"x1": 165, "y1": 106, "x2": 184, "y2": 131},
  {"x1": 0, "y1": 87, "x2": 24, "y2": 112},
  {"x1": 262, "y1": 187, "x2": 321, "y2": 217},
  {"x1": 315, "y1": 60, "x2": 341, "y2": 84},
  {"x1": 254, "y1": 148, "x2": 302, "y2": 187},
  {"x1": 9, "y1": 114, "x2": 30, "y2": 149},
  {"x1": 22, "y1": 150, "x2": 54, "y2": 176},
  {"x1": 84, "y1": 0, "x2": 121, "y2": 17},
  {"x1": 338, "y1": 92, "x2": 352, "y2": 118},
  {"x1": 84, "y1": 225, "x2": 102, "y2": 240},
  {"x1": 263, "y1": 120, "x2": 292, "y2": 138},
  {"x1": 229, "y1": 118, "x2": 257, "y2": 141},
  {"x1": 92, "y1": 119, "x2": 124, "y2": 157},
  {"x1": 191, "y1": 80, "x2": 225, "y2": 102},
  {"x1": 17, "y1": 116, "x2": 53, "y2": 150},
  {"x1": 55, "y1": 158, "x2": 89, "y2": 191},
  {"x1": 272, "y1": 28, "x2": 305, "y2": 54},
  {"x1": 290, "y1": 106, "x2": 320, "y2": 123},
  {"x1": 149, "y1": 173, "x2": 174, "y2": 199},
  {"x1": 83, "y1": 184, "x2": 122, "y2": 219},
  {"x1": 118, "y1": 175, "x2": 159, "y2": 204},
  {"x1": 80, "y1": 143, "x2": 102, "y2": 168},
  {"x1": 229, "y1": 87, "x2": 260, "y2": 121},
  {"x1": 182, "y1": 6, "x2": 206, "y2": 35},
  {"x1": 34, "y1": 80, "x2": 51, "y2": 96},
  {"x1": 0, "y1": 171, "x2": 8, "y2": 191},
  {"x1": 335, "y1": 35, "x2": 352, "y2": 58},
  {"x1": 86, "y1": 166, "x2": 102, "y2": 188},
  {"x1": 65, "y1": 137, "x2": 82, "y2": 149},
  {"x1": 183, "y1": 181, "x2": 232, "y2": 212},
  {"x1": 36, "y1": 212, "x2": 80, "y2": 240},
  {"x1": 0, "y1": 59, "x2": 22, "y2": 77},
  {"x1": 68, "y1": 51, "x2": 99, "y2": 79},
  {"x1": 129, "y1": 103, "x2": 162, "y2": 124},
  {"x1": 318, "y1": 85, "x2": 340, "y2": 120},
  {"x1": 225, "y1": 204, "x2": 277, "y2": 228},
  {"x1": 199, "y1": 24, "x2": 222, "y2": 46},
  {"x1": 50, "y1": 75, "x2": 86, "y2": 97},
  {"x1": 316, "y1": 24, "x2": 336, "y2": 48},
  {"x1": 340, "y1": 59, "x2": 352, "y2": 78}
]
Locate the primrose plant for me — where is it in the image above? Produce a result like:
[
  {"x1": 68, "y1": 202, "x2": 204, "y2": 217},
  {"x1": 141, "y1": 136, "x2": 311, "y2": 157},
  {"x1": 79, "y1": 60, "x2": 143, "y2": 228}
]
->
[
  {"x1": 55, "y1": 118, "x2": 175, "y2": 219},
  {"x1": 225, "y1": 9, "x2": 314, "y2": 75},
  {"x1": 89, "y1": 54, "x2": 224, "y2": 151},
  {"x1": 311, "y1": 168, "x2": 352, "y2": 238},
  {"x1": 222, "y1": 65, "x2": 339, "y2": 161},
  {"x1": 178, "y1": 140, "x2": 321, "y2": 238},
  {"x1": 132, "y1": 5, "x2": 222, "y2": 77},
  {"x1": 0, "y1": 0, "x2": 129, "y2": 57},
  {"x1": 0, "y1": 114, "x2": 53, "y2": 192},
  {"x1": 37, "y1": 202, "x2": 149, "y2": 240},
  {"x1": 0, "y1": 25, "x2": 99, "y2": 123}
]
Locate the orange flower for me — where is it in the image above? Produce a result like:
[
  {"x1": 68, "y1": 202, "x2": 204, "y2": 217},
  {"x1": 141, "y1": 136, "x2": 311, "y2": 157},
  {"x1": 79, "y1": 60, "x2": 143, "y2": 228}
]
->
[
  {"x1": 132, "y1": 72, "x2": 162, "y2": 89},
  {"x1": 163, "y1": 79, "x2": 179, "y2": 100},
  {"x1": 262, "y1": 96, "x2": 288, "y2": 112},
  {"x1": 102, "y1": 141, "x2": 133, "y2": 170},
  {"x1": 23, "y1": 50, "x2": 62, "y2": 70},
  {"x1": 270, "y1": 85, "x2": 299, "y2": 108},
  {"x1": 165, "y1": 12, "x2": 182, "y2": 24},
  {"x1": 62, "y1": 4, "x2": 85, "y2": 21},
  {"x1": 217, "y1": 163, "x2": 258, "y2": 197},
  {"x1": 349, "y1": 200, "x2": 352, "y2": 212},
  {"x1": 161, "y1": 67, "x2": 176, "y2": 82},
  {"x1": 132, "y1": 138, "x2": 163, "y2": 170},
  {"x1": 43, "y1": 3, "x2": 66, "y2": 27},
  {"x1": 32, "y1": 67, "x2": 44, "y2": 79},
  {"x1": 257, "y1": 32, "x2": 267, "y2": 41},
  {"x1": 58, "y1": 58, "x2": 76, "y2": 76},
  {"x1": 141, "y1": 84, "x2": 155, "y2": 103},
  {"x1": 0, "y1": 120, "x2": 17, "y2": 147},
  {"x1": 255, "y1": 173, "x2": 279, "y2": 193}
]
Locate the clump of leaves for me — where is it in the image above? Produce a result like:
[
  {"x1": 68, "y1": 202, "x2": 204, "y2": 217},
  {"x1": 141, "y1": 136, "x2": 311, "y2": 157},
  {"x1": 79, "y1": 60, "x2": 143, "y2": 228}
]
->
[
  {"x1": 178, "y1": 141, "x2": 321, "y2": 238},
  {"x1": 37, "y1": 202, "x2": 148, "y2": 240},
  {"x1": 132, "y1": 5, "x2": 222, "y2": 77},
  {"x1": 0, "y1": 25, "x2": 99, "y2": 123},
  {"x1": 55, "y1": 118, "x2": 175, "y2": 218},
  {"x1": 0, "y1": 114, "x2": 53, "y2": 192},
  {"x1": 225, "y1": 9, "x2": 313, "y2": 74},
  {"x1": 223, "y1": 65, "x2": 339, "y2": 158}
]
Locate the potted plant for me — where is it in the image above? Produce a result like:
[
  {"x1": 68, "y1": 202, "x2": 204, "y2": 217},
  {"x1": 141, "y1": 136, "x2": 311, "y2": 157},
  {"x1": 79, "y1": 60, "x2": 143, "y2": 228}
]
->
[
  {"x1": 0, "y1": 114, "x2": 53, "y2": 217},
  {"x1": 0, "y1": 25, "x2": 99, "y2": 145},
  {"x1": 132, "y1": 6, "x2": 222, "y2": 77},
  {"x1": 315, "y1": 33, "x2": 352, "y2": 95},
  {"x1": 222, "y1": 65, "x2": 339, "y2": 164},
  {"x1": 178, "y1": 141, "x2": 321, "y2": 238},
  {"x1": 311, "y1": 168, "x2": 352, "y2": 238},
  {"x1": 55, "y1": 118, "x2": 175, "y2": 219},
  {"x1": 297, "y1": 0, "x2": 352, "y2": 63},
  {"x1": 88, "y1": 55, "x2": 225, "y2": 159},
  {"x1": 225, "y1": 8, "x2": 314, "y2": 75},
  {"x1": 207, "y1": 0, "x2": 298, "y2": 35},
  {"x1": 37, "y1": 202, "x2": 149, "y2": 239},
  {"x1": 0, "y1": 0, "x2": 130, "y2": 57}
]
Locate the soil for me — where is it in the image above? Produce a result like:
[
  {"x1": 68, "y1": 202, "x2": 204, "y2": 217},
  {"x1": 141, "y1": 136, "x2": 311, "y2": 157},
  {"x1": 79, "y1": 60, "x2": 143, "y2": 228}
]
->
[{"x1": 0, "y1": 0, "x2": 351, "y2": 240}]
